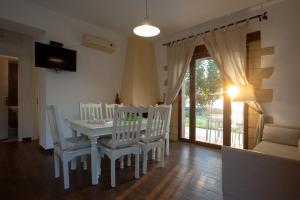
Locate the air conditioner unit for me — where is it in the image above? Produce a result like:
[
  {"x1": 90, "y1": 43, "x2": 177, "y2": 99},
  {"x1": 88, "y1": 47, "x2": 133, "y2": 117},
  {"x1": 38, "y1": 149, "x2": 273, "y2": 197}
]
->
[{"x1": 82, "y1": 34, "x2": 115, "y2": 53}]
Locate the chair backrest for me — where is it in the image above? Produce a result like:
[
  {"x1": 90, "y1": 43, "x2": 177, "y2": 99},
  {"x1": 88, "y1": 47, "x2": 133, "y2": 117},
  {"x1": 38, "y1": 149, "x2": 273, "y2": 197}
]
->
[
  {"x1": 111, "y1": 106, "x2": 142, "y2": 149},
  {"x1": 105, "y1": 103, "x2": 116, "y2": 120},
  {"x1": 79, "y1": 103, "x2": 103, "y2": 121},
  {"x1": 144, "y1": 106, "x2": 170, "y2": 142},
  {"x1": 46, "y1": 105, "x2": 66, "y2": 150},
  {"x1": 156, "y1": 104, "x2": 172, "y2": 132}
]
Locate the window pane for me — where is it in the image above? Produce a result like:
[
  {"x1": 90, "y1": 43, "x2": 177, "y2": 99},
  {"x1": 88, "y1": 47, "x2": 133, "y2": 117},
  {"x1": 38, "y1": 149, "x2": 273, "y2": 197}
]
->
[
  {"x1": 195, "y1": 58, "x2": 223, "y2": 145},
  {"x1": 231, "y1": 102, "x2": 244, "y2": 149},
  {"x1": 182, "y1": 68, "x2": 190, "y2": 139}
]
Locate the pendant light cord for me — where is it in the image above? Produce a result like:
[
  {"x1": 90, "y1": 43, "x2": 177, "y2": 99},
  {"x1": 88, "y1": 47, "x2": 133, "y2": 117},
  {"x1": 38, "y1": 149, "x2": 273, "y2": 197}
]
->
[{"x1": 145, "y1": 0, "x2": 148, "y2": 19}]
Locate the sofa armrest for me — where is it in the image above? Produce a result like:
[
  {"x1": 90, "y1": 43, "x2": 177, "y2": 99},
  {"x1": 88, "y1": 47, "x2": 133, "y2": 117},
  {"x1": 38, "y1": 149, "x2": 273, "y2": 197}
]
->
[{"x1": 222, "y1": 146, "x2": 300, "y2": 200}]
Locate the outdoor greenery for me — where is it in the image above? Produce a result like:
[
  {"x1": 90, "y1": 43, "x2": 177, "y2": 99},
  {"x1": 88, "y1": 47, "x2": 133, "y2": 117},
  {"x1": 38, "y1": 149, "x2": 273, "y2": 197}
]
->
[
  {"x1": 184, "y1": 58, "x2": 223, "y2": 129},
  {"x1": 185, "y1": 115, "x2": 207, "y2": 128},
  {"x1": 184, "y1": 58, "x2": 223, "y2": 115},
  {"x1": 196, "y1": 59, "x2": 223, "y2": 113}
]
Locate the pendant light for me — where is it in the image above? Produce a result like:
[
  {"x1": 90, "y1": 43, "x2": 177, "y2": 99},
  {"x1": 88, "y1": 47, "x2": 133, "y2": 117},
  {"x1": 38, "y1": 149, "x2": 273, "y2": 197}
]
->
[{"x1": 133, "y1": 0, "x2": 160, "y2": 37}]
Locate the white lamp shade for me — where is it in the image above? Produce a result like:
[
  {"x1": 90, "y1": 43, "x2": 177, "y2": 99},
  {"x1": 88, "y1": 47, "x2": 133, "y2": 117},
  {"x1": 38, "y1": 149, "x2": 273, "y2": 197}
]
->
[{"x1": 133, "y1": 24, "x2": 160, "y2": 37}]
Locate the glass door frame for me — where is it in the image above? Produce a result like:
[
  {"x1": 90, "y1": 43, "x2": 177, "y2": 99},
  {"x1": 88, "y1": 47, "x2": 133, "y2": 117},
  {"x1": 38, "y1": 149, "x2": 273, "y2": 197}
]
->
[{"x1": 178, "y1": 45, "x2": 249, "y2": 149}]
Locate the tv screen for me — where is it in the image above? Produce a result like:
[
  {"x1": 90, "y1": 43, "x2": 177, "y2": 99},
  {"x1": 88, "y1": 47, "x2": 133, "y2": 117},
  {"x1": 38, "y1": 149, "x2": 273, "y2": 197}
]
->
[{"x1": 35, "y1": 42, "x2": 76, "y2": 72}]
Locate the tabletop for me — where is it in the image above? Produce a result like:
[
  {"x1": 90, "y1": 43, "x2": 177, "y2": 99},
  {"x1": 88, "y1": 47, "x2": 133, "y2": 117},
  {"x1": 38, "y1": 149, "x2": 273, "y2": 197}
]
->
[{"x1": 69, "y1": 118, "x2": 148, "y2": 138}]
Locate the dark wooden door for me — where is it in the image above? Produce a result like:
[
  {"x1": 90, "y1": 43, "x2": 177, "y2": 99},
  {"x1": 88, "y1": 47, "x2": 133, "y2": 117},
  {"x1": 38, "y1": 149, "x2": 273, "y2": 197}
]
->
[{"x1": 8, "y1": 62, "x2": 18, "y2": 129}]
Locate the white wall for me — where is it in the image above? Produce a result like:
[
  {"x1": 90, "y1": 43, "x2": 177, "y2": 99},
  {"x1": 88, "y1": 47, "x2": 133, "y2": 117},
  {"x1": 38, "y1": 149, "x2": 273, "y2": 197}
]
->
[
  {"x1": 155, "y1": 0, "x2": 300, "y2": 127},
  {"x1": 0, "y1": 0, "x2": 127, "y2": 149},
  {"x1": 0, "y1": 57, "x2": 8, "y2": 139}
]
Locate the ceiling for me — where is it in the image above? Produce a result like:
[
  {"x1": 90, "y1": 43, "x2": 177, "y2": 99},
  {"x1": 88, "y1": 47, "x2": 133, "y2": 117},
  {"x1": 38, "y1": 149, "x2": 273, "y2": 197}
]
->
[{"x1": 25, "y1": 0, "x2": 267, "y2": 36}]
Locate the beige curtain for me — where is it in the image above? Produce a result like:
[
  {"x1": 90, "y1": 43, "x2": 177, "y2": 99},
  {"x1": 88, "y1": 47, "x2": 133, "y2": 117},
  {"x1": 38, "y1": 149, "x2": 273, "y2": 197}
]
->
[
  {"x1": 165, "y1": 37, "x2": 197, "y2": 104},
  {"x1": 202, "y1": 24, "x2": 264, "y2": 146}
]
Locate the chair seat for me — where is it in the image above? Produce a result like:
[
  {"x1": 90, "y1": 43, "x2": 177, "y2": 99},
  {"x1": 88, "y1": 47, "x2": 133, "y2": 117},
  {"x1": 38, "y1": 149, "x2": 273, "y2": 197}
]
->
[
  {"x1": 99, "y1": 138, "x2": 137, "y2": 149},
  {"x1": 65, "y1": 137, "x2": 90, "y2": 150},
  {"x1": 140, "y1": 134, "x2": 164, "y2": 143},
  {"x1": 66, "y1": 136, "x2": 88, "y2": 143}
]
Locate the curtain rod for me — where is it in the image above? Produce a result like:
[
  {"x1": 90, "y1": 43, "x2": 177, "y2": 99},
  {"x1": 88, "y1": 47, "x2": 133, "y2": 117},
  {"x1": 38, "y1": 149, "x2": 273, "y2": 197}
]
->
[{"x1": 162, "y1": 12, "x2": 268, "y2": 46}]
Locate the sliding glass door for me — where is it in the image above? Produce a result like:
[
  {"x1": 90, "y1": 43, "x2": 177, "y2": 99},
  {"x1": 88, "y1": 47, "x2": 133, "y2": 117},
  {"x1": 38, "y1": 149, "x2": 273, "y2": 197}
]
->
[
  {"x1": 194, "y1": 58, "x2": 223, "y2": 145},
  {"x1": 179, "y1": 45, "x2": 246, "y2": 149},
  {"x1": 182, "y1": 68, "x2": 190, "y2": 139}
]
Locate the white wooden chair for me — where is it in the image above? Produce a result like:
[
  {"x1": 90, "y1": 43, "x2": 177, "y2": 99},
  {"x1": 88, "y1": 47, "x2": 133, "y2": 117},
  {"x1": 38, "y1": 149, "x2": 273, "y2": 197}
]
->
[
  {"x1": 160, "y1": 104, "x2": 172, "y2": 155},
  {"x1": 232, "y1": 122, "x2": 243, "y2": 148},
  {"x1": 46, "y1": 105, "x2": 91, "y2": 189},
  {"x1": 207, "y1": 116, "x2": 223, "y2": 143},
  {"x1": 104, "y1": 103, "x2": 132, "y2": 167},
  {"x1": 78, "y1": 102, "x2": 103, "y2": 168},
  {"x1": 104, "y1": 103, "x2": 124, "y2": 120},
  {"x1": 104, "y1": 103, "x2": 116, "y2": 120},
  {"x1": 79, "y1": 102, "x2": 104, "y2": 121},
  {"x1": 140, "y1": 106, "x2": 169, "y2": 174},
  {"x1": 151, "y1": 104, "x2": 172, "y2": 160},
  {"x1": 98, "y1": 106, "x2": 142, "y2": 187}
]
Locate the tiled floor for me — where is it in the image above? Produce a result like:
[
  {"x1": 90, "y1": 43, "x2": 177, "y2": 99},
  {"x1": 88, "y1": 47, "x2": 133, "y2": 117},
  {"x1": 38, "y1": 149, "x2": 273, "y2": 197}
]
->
[{"x1": 0, "y1": 141, "x2": 222, "y2": 200}]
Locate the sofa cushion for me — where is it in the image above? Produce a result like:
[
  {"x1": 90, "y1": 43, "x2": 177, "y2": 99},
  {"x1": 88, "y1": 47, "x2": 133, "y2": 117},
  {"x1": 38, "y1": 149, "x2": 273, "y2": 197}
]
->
[
  {"x1": 262, "y1": 125, "x2": 300, "y2": 146},
  {"x1": 254, "y1": 141, "x2": 300, "y2": 161},
  {"x1": 298, "y1": 139, "x2": 300, "y2": 153}
]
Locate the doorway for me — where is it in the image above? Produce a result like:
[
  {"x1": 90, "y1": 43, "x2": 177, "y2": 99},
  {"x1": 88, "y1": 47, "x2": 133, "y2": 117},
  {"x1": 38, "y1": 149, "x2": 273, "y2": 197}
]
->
[{"x1": 0, "y1": 55, "x2": 18, "y2": 142}]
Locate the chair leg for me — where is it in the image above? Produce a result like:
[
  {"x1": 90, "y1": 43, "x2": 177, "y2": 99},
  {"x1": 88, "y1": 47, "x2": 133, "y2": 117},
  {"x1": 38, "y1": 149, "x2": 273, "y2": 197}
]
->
[
  {"x1": 157, "y1": 146, "x2": 161, "y2": 162},
  {"x1": 71, "y1": 158, "x2": 77, "y2": 170},
  {"x1": 81, "y1": 155, "x2": 87, "y2": 170},
  {"x1": 152, "y1": 147, "x2": 156, "y2": 160},
  {"x1": 165, "y1": 133, "x2": 170, "y2": 155},
  {"x1": 234, "y1": 134, "x2": 237, "y2": 147},
  {"x1": 110, "y1": 157, "x2": 116, "y2": 187},
  {"x1": 127, "y1": 154, "x2": 131, "y2": 166},
  {"x1": 98, "y1": 151, "x2": 101, "y2": 176},
  {"x1": 215, "y1": 130, "x2": 217, "y2": 141},
  {"x1": 135, "y1": 152, "x2": 139, "y2": 179},
  {"x1": 54, "y1": 154, "x2": 60, "y2": 178},
  {"x1": 143, "y1": 146, "x2": 148, "y2": 174},
  {"x1": 120, "y1": 156, "x2": 124, "y2": 169},
  {"x1": 160, "y1": 145, "x2": 165, "y2": 167},
  {"x1": 63, "y1": 159, "x2": 70, "y2": 189}
]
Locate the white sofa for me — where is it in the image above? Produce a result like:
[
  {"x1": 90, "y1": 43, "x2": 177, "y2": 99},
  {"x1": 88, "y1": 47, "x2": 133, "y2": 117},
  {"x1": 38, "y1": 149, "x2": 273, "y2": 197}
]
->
[{"x1": 222, "y1": 124, "x2": 300, "y2": 200}]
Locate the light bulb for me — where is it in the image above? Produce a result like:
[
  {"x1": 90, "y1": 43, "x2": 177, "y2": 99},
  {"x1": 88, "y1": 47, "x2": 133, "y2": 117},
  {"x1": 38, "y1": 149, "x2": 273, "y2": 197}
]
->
[{"x1": 227, "y1": 86, "x2": 239, "y2": 97}]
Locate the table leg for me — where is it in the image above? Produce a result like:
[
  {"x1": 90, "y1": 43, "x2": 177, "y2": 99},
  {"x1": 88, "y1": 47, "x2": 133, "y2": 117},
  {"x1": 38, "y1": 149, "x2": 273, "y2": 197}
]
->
[{"x1": 90, "y1": 137, "x2": 99, "y2": 185}]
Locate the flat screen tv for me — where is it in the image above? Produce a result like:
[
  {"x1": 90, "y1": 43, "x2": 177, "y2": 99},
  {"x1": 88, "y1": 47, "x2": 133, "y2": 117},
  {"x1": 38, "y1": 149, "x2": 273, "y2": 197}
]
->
[{"x1": 35, "y1": 42, "x2": 76, "y2": 72}]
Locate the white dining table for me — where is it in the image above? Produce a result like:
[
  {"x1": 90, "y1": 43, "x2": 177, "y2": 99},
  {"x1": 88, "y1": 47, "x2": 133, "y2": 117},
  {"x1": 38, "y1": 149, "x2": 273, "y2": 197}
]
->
[{"x1": 69, "y1": 119, "x2": 148, "y2": 185}]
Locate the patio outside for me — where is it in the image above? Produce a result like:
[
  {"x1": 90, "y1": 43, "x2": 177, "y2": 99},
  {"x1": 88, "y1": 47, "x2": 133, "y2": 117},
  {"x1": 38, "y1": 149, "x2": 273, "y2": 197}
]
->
[{"x1": 183, "y1": 102, "x2": 244, "y2": 149}]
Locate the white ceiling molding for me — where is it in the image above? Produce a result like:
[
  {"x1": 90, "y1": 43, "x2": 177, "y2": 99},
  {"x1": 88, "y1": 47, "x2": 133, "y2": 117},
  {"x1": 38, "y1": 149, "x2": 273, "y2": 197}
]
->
[
  {"x1": 24, "y1": 0, "x2": 268, "y2": 36},
  {"x1": 0, "y1": 17, "x2": 45, "y2": 38}
]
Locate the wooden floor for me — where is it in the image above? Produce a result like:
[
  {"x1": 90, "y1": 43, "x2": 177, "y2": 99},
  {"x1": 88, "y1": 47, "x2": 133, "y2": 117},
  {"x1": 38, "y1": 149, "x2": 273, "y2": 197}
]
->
[{"x1": 0, "y1": 141, "x2": 222, "y2": 200}]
